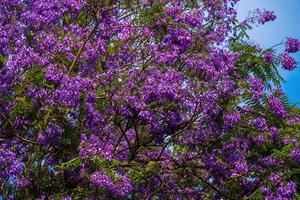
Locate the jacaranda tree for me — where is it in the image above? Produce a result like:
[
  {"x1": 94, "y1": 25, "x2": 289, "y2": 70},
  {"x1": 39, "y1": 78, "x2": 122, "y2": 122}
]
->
[{"x1": 1, "y1": 0, "x2": 300, "y2": 199}]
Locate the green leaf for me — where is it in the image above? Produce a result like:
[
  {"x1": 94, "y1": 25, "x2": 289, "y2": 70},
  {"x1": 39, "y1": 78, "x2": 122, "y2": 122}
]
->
[
  {"x1": 13, "y1": 97, "x2": 34, "y2": 115},
  {"x1": 60, "y1": 157, "x2": 81, "y2": 170},
  {"x1": 25, "y1": 66, "x2": 45, "y2": 86}
]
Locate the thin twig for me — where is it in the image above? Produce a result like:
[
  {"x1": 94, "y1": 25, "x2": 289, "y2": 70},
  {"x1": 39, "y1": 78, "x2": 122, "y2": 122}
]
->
[
  {"x1": 67, "y1": 23, "x2": 99, "y2": 75},
  {"x1": 156, "y1": 104, "x2": 199, "y2": 160},
  {"x1": 0, "y1": 111, "x2": 38, "y2": 144}
]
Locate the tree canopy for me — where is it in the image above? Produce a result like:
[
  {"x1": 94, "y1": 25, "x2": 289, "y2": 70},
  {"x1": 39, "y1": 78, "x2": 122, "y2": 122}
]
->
[{"x1": 1, "y1": 0, "x2": 300, "y2": 199}]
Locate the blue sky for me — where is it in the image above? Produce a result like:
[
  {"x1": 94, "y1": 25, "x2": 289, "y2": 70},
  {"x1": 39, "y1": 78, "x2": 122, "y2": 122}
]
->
[{"x1": 237, "y1": 0, "x2": 300, "y2": 104}]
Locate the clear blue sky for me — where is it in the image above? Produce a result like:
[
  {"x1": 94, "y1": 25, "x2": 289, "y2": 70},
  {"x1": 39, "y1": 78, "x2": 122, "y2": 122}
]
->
[{"x1": 237, "y1": 0, "x2": 300, "y2": 104}]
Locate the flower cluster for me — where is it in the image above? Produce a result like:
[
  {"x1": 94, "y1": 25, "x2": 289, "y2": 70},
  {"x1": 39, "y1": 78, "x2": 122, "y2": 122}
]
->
[
  {"x1": 90, "y1": 171, "x2": 132, "y2": 197},
  {"x1": 264, "y1": 52, "x2": 274, "y2": 64},
  {"x1": 268, "y1": 97, "x2": 288, "y2": 118},
  {"x1": 263, "y1": 181, "x2": 297, "y2": 200},
  {"x1": 252, "y1": 117, "x2": 268, "y2": 132},
  {"x1": 285, "y1": 38, "x2": 300, "y2": 53},
  {"x1": 223, "y1": 112, "x2": 241, "y2": 127},
  {"x1": 258, "y1": 10, "x2": 277, "y2": 24},
  {"x1": 0, "y1": 147, "x2": 22, "y2": 179},
  {"x1": 38, "y1": 124, "x2": 63, "y2": 145},
  {"x1": 249, "y1": 77, "x2": 264, "y2": 100},
  {"x1": 280, "y1": 52, "x2": 297, "y2": 71},
  {"x1": 290, "y1": 148, "x2": 300, "y2": 165}
]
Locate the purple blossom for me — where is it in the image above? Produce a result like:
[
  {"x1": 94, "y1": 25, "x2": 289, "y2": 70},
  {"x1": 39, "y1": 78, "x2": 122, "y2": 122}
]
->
[
  {"x1": 223, "y1": 112, "x2": 241, "y2": 127},
  {"x1": 263, "y1": 52, "x2": 274, "y2": 64},
  {"x1": 235, "y1": 160, "x2": 248, "y2": 173},
  {"x1": 264, "y1": 181, "x2": 297, "y2": 200},
  {"x1": 288, "y1": 115, "x2": 300, "y2": 125},
  {"x1": 253, "y1": 135, "x2": 266, "y2": 144},
  {"x1": 285, "y1": 37, "x2": 300, "y2": 53},
  {"x1": 269, "y1": 127, "x2": 279, "y2": 140},
  {"x1": 163, "y1": 28, "x2": 192, "y2": 52},
  {"x1": 61, "y1": 196, "x2": 73, "y2": 200},
  {"x1": 249, "y1": 77, "x2": 264, "y2": 100},
  {"x1": 38, "y1": 124, "x2": 63, "y2": 145},
  {"x1": 290, "y1": 148, "x2": 300, "y2": 165},
  {"x1": 79, "y1": 134, "x2": 114, "y2": 160},
  {"x1": 280, "y1": 52, "x2": 297, "y2": 71},
  {"x1": 90, "y1": 171, "x2": 115, "y2": 188},
  {"x1": 252, "y1": 117, "x2": 268, "y2": 132},
  {"x1": 268, "y1": 97, "x2": 288, "y2": 118},
  {"x1": 268, "y1": 172, "x2": 282, "y2": 185},
  {"x1": 45, "y1": 64, "x2": 65, "y2": 84},
  {"x1": 90, "y1": 171, "x2": 132, "y2": 197},
  {"x1": 0, "y1": 147, "x2": 24, "y2": 185},
  {"x1": 258, "y1": 10, "x2": 277, "y2": 24}
]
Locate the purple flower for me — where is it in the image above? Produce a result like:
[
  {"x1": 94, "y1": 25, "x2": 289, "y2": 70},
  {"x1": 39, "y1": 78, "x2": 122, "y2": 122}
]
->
[
  {"x1": 38, "y1": 124, "x2": 63, "y2": 145},
  {"x1": 252, "y1": 117, "x2": 268, "y2": 132},
  {"x1": 223, "y1": 112, "x2": 241, "y2": 127},
  {"x1": 280, "y1": 52, "x2": 297, "y2": 71},
  {"x1": 265, "y1": 181, "x2": 297, "y2": 199},
  {"x1": 290, "y1": 148, "x2": 300, "y2": 165},
  {"x1": 90, "y1": 171, "x2": 114, "y2": 188},
  {"x1": 285, "y1": 37, "x2": 300, "y2": 53},
  {"x1": 90, "y1": 171, "x2": 132, "y2": 197},
  {"x1": 61, "y1": 196, "x2": 72, "y2": 200},
  {"x1": 263, "y1": 52, "x2": 274, "y2": 64},
  {"x1": 0, "y1": 147, "x2": 24, "y2": 183},
  {"x1": 258, "y1": 10, "x2": 277, "y2": 24},
  {"x1": 235, "y1": 160, "x2": 248, "y2": 173},
  {"x1": 45, "y1": 64, "x2": 65, "y2": 84},
  {"x1": 277, "y1": 181, "x2": 297, "y2": 199},
  {"x1": 268, "y1": 97, "x2": 288, "y2": 118},
  {"x1": 268, "y1": 172, "x2": 282, "y2": 185},
  {"x1": 288, "y1": 115, "x2": 300, "y2": 125},
  {"x1": 163, "y1": 28, "x2": 192, "y2": 51},
  {"x1": 184, "y1": 10, "x2": 204, "y2": 27},
  {"x1": 269, "y1": 127, "x2": 279, "y2": 140},
  {"x1": 253, "y1": 135, "x2": 266, "y2": 144},
  {"x1": 249, "y1": 77, "x2": 264, "y2": 100}
]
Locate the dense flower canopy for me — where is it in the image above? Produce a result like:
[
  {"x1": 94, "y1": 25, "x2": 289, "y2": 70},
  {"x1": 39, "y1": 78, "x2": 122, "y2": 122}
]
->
[{"x1": 0, "y1": 0, "x2": 300, "y2": 199}]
